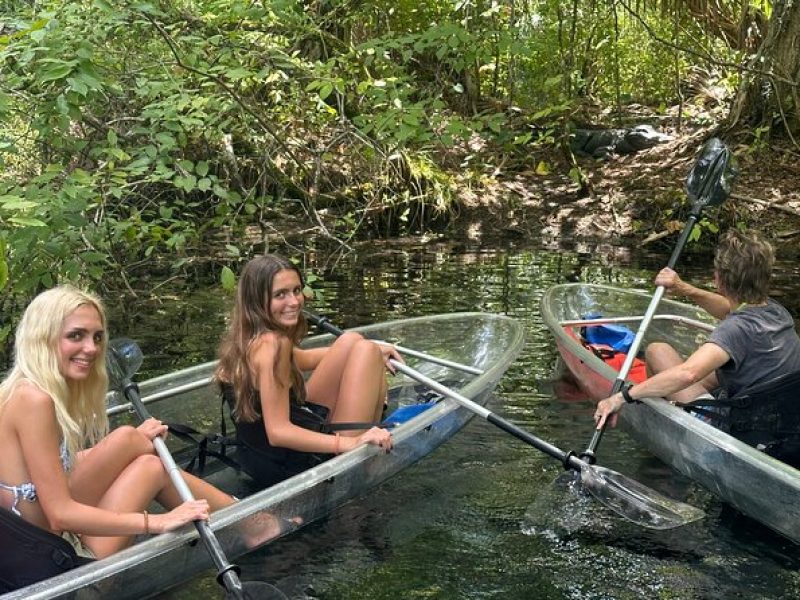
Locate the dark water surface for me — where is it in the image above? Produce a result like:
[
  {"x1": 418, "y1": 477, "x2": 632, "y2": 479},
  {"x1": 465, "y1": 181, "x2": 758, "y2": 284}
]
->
[{"x1": 111, "y1": 241, "x2": 800, "y2": 600}]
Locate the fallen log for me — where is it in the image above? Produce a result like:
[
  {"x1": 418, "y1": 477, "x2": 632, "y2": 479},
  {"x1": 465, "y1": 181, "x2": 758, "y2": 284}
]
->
[{"x1": 731, "y1": 192, "x2": 800, "y2": 218}]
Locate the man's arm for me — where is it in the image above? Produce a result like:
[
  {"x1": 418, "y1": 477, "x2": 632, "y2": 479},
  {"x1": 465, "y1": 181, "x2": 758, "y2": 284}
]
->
[{"x1": 655, "y1": 267, "x2": 731, "y2": 320}]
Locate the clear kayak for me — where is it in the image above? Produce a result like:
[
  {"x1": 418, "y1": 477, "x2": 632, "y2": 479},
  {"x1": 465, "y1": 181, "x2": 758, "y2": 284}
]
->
[
  {"x1": 3, "y1": 312, "x2": 524, "y2": 599},
  {"x1": 541, "y1": 283, "x2": 800, "y2": 544}
]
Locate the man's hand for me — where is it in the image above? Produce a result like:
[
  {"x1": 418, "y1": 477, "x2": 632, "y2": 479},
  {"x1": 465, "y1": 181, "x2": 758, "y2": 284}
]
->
[{"x1": 593, "y1": 393, "x2": 625, "y2": 429}]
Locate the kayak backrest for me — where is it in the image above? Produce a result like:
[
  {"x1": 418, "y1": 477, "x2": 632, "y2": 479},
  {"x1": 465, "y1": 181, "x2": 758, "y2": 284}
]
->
[
  {"x1": 0, "y1": 507, "x2": 93, "y2": 593},
  {"x1": 686, "y1": 370, "x2": 800, "y2": 468},
  {"x1": 728, "y1": 370, "x2": 800, "y2": 428}
]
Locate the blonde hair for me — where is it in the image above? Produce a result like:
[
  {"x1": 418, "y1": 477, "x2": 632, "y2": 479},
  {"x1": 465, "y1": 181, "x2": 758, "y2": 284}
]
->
[{"x1": 0, "y1": 285, "x2": 109, "y2": 458}]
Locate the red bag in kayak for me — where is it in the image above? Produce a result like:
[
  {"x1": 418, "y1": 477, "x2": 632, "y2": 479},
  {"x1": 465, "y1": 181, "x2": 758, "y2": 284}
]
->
[
  {"x1": 602, "y1": 350, "x2": 648, "y2": 383},
  {"x1": 584, "y1": 342, "x2": 648, "y2": 383}
]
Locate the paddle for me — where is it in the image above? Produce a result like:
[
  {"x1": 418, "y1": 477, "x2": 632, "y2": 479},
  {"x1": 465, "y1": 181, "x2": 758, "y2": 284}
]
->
[
  {"x1": 581, "y1": 137, "x2": 738, "y2": 464},
  {"x1": 306, "y1": 313, "x2": 483, "y2": 376},
  {"x1": 306, "y1": 314, "x2": 704, "y2": 530},
  {"x1": 106, "y1": 338, "x2": 287, "y2": 600}
]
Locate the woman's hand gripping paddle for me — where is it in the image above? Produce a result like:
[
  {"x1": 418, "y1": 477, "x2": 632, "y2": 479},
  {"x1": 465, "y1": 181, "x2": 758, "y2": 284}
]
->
[
  {"x1": 306, "y1": 315, "x2": 704, "y2": 530},
  {"x1": 106, "y1": 339, "x2": 288, "y2": 600},
  {"x1": 581, "y1": 138, "x2": 738, "y2": 464}
]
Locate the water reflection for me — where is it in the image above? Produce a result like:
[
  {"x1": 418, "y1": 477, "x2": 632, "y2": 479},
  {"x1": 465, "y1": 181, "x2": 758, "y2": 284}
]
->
[{"x1": 82, "y1": 243, "x2": 800, "y2": 598}]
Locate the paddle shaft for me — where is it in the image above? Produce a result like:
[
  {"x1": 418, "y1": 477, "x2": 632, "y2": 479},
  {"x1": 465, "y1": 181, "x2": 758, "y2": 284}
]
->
[
  {"x1": 393, "y1": 356, "x2": 709, "y2": 530},
  {"x1": 391, "y1": 358, "x2": 586, "y2": 471},
  {"x1": 305, "y1": 312, "x2": 484, "y2": 376},
  {"x1": 122, "y1": 381, "x2": 247, "y2": 600},
  {"x1": 310, "y1": 315, "x2": 706, "y2": 528},
  {"x1": 375, "y1": 340, "x2": 483, "y2": 375},
  {"x1": 582, "y1": 211, "x2": 701, "y2": 462}
]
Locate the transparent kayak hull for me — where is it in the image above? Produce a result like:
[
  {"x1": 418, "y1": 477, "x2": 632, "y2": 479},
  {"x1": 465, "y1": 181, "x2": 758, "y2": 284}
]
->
[
  {"x1": 4, "y1": 313, "x2": 524, "y2": 600},
  {"x1": 541, "y1": 283, "x2": 800, "y2": 544}
]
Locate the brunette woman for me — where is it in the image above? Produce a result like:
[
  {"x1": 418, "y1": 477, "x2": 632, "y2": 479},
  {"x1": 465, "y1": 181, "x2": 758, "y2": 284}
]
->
[{"x1": 215, "y1": 254, "x2": 399, "y2": 487}]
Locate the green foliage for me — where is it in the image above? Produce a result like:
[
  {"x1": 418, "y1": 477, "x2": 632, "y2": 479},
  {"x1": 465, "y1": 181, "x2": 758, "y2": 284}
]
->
[
  {"x1": 689, "y1": 217, "x2": 720, "y2": 243},
  {"x1": 220, "y1": 265, "x2": 236, "y2": 291},
  {"x1": 0, "y1": 0, "x2": 756, "y2": 341}
]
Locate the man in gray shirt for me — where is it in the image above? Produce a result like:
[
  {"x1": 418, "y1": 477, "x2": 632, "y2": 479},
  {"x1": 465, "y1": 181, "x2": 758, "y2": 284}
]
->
[{"x1": 594, "y1": 229, "x2": 800, "y2": 428}]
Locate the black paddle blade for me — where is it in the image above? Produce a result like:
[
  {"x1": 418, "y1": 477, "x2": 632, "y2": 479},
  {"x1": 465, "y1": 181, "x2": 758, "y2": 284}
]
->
[
  {"x1": 685, "y1": 137, "x2": 738, "y2": 211},
  {"x1": 223, "y1": 581, "x2": 288, "y2": 600},
  {"x1": 580, "y1": 463, "x2": 704, "y2": 530},
  {"x1": 106, "y1": 337, "x2": 144, "y2": 389}
]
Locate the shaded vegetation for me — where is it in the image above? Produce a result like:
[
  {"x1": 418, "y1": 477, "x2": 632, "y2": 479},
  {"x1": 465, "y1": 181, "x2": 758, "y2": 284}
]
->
[{"x1": 1, "y1": 0, "x2": 798, "y2": 346}]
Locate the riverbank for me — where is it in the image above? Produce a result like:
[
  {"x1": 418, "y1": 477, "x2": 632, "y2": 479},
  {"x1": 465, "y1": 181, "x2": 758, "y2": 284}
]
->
[{"x1": 449, "y1": 127, "x2": 800, "y2": 252}]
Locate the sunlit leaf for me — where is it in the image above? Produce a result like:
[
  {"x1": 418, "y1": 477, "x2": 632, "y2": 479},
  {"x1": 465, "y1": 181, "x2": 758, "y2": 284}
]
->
[
  {"x1": 9, "y1": 217, "x2": 47, "y2": 227},
  {"x1": 1, "y1": 199, "x2": 39, "y2": 210},
  {"x1": 221, "y1": 266, "x2": 236, "y2": 290},
  {"x1": 40, "y1": 62, "x2": 77, "y2": 82}
]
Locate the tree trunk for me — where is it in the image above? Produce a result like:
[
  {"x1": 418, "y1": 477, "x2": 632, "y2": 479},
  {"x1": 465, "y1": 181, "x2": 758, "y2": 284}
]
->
[{"x1": 727, "y1": 0, "x2": 800, "y2": 138}]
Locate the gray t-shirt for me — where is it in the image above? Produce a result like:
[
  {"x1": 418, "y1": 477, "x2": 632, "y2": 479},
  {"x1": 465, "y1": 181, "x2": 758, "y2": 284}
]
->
[{"x1": 709, "y1": 299, "x2": 800, "y2": 397}]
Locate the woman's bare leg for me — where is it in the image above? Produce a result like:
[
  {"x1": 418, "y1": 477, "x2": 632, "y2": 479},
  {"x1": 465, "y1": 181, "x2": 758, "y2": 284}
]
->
[
  {"x1": 306, "y1": 333, "x2": 386, "y2": 433},
  {"x1": 304, "y1": 332, "x2": 361, "y2": 411},
  {"x1": 69, "y1": 426, "x2": 154, "y2": 506},
  {"x1": 81, "y1": 454, "x2": 234, "y2": 558},
  {"x1": 645, "y1": 342, "x2": 711, "y2": 404},
  {"x1": 80, "y1": 454, "x2": 172, "y2": 558},
  {"x1": 153, "y1": 469, "x2": 235, "y2": 512},
  {"x1": 372, "y1": 374, "x2": 388, "y2": 423}
]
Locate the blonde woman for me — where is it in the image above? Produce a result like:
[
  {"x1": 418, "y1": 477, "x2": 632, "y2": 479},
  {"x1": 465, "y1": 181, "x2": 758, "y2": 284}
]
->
[{"x1": 0, "y1": 285, "x2": 234, "y2": 561}]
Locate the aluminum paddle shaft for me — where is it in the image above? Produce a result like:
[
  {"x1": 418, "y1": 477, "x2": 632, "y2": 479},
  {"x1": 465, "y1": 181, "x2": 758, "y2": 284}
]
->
[
  {"x1": 309, "y1": 315, "x2": 703, "y2": 529},
  {"x1": 582, "y1": 213, "x2": 696, "y2": 462},
  {"x1": 582, "y1": 137, "x2": 737, "y2": 463},
  {"x1": 122, "y1": 382, "x2": 287, "y2": 600},
  {"x1": 390, "y1": 357, "x2": 703, "y2": 529}
]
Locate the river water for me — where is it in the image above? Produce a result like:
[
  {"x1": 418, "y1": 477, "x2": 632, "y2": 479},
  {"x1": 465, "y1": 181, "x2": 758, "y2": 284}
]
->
[{"x1": 94, "y1": 240, "x2": 800, "y2": 598}]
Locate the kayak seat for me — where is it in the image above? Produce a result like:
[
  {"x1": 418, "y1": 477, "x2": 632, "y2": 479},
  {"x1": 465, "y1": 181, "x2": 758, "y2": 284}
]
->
[
  {"x1": 0, "y1": 506, "x2": 94, "y2": 593},
  {"x1": 684, "y1": 370, "x2": 800, "y2": 468},
  {"x1": 166, "y1": 422, "x2": 244, "y2": 476}
]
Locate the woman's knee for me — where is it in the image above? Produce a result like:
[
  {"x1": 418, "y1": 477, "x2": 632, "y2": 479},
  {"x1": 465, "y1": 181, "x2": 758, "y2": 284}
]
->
[
  {"x1": 352, "y1": 338, "x2": 383, "y2": 365},
  {"x1": 332, "y1": 331, "x2": 363, "y2": 352},
  {"x1": 106, "y1": 425, "x2": 152, "y2": 456},
  {"x1": 129, "y1": 454, "x2": 168, "y2": 483}
]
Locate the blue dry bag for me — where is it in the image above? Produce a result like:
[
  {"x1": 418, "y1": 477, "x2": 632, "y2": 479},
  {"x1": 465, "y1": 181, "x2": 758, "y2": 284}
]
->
[
  {"x1": 382, "y1": 401, "x2": 438, "y2": 427},
  {"x1": 581, "y1": 313, "x2": 636, "y2": 354}
]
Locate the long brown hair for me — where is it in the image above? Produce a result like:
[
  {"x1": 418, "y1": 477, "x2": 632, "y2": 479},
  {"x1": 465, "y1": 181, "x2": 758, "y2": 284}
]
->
[{"x1": 215, "y1": 255, "x2": 308, "y2": 422}]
